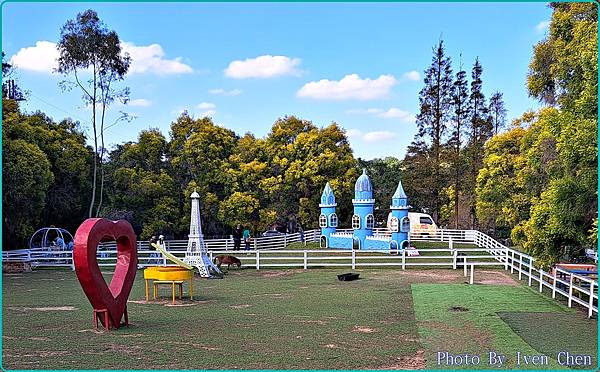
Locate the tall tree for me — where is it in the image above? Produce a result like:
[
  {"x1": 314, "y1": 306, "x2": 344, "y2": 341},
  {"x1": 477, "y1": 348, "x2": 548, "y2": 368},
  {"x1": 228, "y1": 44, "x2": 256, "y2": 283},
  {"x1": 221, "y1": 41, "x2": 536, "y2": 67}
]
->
[
  {"x1": 488, "y1": 91, "x2": 507, "y2": 135},
  {"x1": 413, "y1": 39, "x2": 454, "y2": 222},
  {"x1": 447, "y1": 60, "x2": 470, "y2": 228},
  {"x1": 528, "y1": 3, "x2": 598, "y2": 118},
  {"x1": 465, "y1": 58, "x2": 490, "y2": 228},
  {"x1": 56, "y1": 9, "x2": 131, "y2": 218},
  {"x1": 476, "y1": 3, "x2": 597, "y2": 265}
]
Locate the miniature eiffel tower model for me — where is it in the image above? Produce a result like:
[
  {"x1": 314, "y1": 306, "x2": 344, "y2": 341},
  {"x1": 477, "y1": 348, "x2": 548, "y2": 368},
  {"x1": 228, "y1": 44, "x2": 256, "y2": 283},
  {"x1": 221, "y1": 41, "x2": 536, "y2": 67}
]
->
[{"x1": 185, "y1": 190, "x2": 223, "y2": 278}]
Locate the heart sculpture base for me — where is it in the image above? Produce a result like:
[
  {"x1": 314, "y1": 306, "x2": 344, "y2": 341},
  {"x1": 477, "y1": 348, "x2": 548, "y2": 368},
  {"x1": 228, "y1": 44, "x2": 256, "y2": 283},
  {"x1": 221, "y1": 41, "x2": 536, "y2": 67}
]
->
[
  {"x1": 74, "y1": 218, "x2": 138, "y2": 330},
  {"x1": 93, "y1": 307, "x2": 128, "y2": 331}
]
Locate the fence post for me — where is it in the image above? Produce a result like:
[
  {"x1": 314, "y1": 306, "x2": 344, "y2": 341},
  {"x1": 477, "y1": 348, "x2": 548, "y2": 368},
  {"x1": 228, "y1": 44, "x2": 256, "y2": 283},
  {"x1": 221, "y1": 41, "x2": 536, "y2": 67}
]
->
[
  {"x1": 352, "y1": 250, "x2": 356, "y2": 270},
  {"x1": 70, "y1": 251, "x2": 75, "y2": 271},
  {"x1": 254, "y1": 238, "x2": 257, "y2": 250},
  {"x1": 528, "y1": 259, "x2": 533, "y2": 286},
  {"x1": 568, "y1": 273, "x2": 573, "y2": 307},
  {"x1": 226, "y1": 237, "x2": 230, "y2": 251},
  {"x1": 552, "y1": 270, "x2": 557, "y2": 299},
  {"x1": 440, "y1": 229, "x2": 444, "y2": 242},
  {"x1": 449, "y1": 237, "x2": 453, "y2": 251},
  {"x1": 518, "y1": 255, "x2": 522, "y2": 280},
  {"x1": 588, "y1": 281, "x2": 595, "y2": 318},
  {"x1": 504, "y1": 248, "x2": 509, "y2": 271},
  {"x1": 284, "y1": 234, "x2": 287, "y2": 249},
  {"x1": 401, "y1": 249, "x2": 406, "y2": 270},
  {"x1": 539, "y1": 270, "x2": 543, "y2": 293},
  {"x1": 452, "y1": 249, "x2": 457, "y2": 270},
  {"x1": 463, "y1": 257, "x2": 468, "y2": 276},
  {"x1": 470, "y1": 264, "x2": 474, "y2": 284},
  {"x1": 303, "y1": 250, "x2": 308, "y2": 270},
  {"x1": 255, "y1": 250, "x2": 260, "y2": 270},
  {"x1": 510, "y1": 251, "x2": 515, "y2": 274}
]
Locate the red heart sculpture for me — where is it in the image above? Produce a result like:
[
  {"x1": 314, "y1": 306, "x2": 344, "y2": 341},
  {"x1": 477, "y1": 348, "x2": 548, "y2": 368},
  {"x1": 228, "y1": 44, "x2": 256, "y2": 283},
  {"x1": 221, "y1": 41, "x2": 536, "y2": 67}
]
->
[{"x1": 73, "y1": 218, "x2": 137, "y2": 329}]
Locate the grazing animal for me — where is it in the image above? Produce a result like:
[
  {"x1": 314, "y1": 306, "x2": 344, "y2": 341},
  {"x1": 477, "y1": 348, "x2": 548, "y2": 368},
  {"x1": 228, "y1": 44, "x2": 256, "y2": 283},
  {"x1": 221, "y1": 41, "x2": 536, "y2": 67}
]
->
[{"x1": 213, "y1": 255, "x2": 242, "y2": 270}]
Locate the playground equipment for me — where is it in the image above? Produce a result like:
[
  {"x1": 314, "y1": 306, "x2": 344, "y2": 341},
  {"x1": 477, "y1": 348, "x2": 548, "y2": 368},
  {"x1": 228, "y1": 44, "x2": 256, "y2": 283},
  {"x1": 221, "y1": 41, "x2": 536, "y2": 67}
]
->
[
  {"x1": 143, "y1": 242, "x2": 194, "y2": 304},
  {"x1": 73, "y1": 218, "x2": 137, "y2": 331},
  {"x1": 319, "y1": 170, "x2": 410, "y2": 252},
  {"x1": 29, "y1": 227, "x2": 74, "y2": 250},
  {"x1": 184, "y1": 190, "x2": 223, "y2": 278}
]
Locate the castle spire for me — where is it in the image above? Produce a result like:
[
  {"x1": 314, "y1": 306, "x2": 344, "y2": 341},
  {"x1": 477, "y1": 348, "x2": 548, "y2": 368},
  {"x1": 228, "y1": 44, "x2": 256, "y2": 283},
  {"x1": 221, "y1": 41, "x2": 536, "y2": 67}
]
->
[
  {"x1": 320, "y1": 182, "x2": 336, "y2": 207},
  {"x1": 391, "y1": 178, "x2": 408, "y2": 208}
]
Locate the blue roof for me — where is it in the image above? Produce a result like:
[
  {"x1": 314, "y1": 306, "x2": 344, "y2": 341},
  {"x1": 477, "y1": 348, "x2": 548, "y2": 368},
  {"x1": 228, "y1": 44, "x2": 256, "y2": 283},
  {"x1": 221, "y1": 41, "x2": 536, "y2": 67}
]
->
[
  {"x1": 354, "y1": 169, "x2": 373, "y2": 192},
  {"x1": 321, "y1": 182, "x2": 334, "y2": 198},
  {"x1": 392, "y1": 180, "x2": 407, "y2": 199}
]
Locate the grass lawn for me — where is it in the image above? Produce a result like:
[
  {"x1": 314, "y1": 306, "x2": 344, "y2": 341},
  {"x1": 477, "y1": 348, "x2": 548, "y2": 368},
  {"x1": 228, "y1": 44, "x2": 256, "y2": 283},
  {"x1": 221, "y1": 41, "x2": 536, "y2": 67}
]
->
[{"x1": 2, "y1": 267, "x2": 597, "y2": 370}]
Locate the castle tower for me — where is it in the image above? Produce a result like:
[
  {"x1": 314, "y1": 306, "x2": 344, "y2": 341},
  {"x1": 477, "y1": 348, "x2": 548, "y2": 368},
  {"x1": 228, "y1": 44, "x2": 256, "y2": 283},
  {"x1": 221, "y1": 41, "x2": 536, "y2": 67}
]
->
[
  {"x1": 390, "y1": 179, "x2": 410, "y2": 249},
  {"x1": 185, "y1": 190, "x2": 222, "y2": 278},
  {"x1": 352, "y1": 169, "x2": 375, "y2": 249},
  {"x1": 319, "y1": 182, "x2": 337, "y2": 248}
]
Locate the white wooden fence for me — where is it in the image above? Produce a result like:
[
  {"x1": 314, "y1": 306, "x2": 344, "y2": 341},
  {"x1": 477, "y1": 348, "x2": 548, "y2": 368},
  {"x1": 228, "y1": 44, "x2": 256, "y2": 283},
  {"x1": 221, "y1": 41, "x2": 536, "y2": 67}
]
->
[{"x1": 3, "y1": 228, "x2": 597, "y2": 317}]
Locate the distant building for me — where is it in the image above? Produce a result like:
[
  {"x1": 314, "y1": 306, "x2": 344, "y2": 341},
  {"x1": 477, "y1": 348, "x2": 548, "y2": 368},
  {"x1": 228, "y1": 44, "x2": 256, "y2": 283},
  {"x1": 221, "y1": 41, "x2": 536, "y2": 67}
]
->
[{"x1": 319, "y1": 169, "x2": 410, "y2": 251}]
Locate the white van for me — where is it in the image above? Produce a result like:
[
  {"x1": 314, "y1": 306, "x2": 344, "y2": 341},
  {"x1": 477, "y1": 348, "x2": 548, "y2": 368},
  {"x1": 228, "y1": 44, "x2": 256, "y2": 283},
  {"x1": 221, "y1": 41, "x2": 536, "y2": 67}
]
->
[
  {"x1": 386, "y1": 212, "x2": 438, "y2": 235},
  {"x1": 408, "y1": 212, "x2": 437, "y2": 235}
]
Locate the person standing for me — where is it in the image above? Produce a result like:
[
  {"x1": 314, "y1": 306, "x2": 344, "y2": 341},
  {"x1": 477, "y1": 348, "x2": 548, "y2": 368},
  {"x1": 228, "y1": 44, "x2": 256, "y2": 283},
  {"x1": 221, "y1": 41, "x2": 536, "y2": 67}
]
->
[
  {"x1": 298, "y1": 224, "x2": 305, "y2": 246},
  {"x1": 233, "y1": 224, "x2": 242, "y2": 250},
  {"x1": 243, "y1": 226, "x2": 251, "y2": 251}
]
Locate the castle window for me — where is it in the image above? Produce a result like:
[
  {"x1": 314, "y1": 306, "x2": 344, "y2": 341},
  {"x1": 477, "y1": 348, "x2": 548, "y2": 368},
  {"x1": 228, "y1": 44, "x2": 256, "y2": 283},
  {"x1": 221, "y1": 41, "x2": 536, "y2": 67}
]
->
[
  {"x1": 328, "y1": 195, "x2": 334, "y2": 204},
  {"x1": 319, "y1": 214, "x2": 327, "y2": 228},
  {"x1": 389, "y1": 217, "x2": 399, "y2": 232},
  {"x1": 366, "y1": 214, "x2": 375, "y2": 229},
  {"x1": 352, "y1": 214, "x2": 360, "y2": 229},
  {"x1": 400, "y1": 216, "x2": 410, "y2": 232},
  {"x1": 330, "y1": 213, "x2": 338, "y2": 227}
]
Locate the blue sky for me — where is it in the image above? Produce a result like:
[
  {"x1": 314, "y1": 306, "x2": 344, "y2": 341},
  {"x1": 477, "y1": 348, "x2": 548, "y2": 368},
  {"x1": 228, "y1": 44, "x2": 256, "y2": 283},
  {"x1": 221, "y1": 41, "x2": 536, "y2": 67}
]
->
[{"x1": 3, "y1": 2, "x2": 552, "y2": 159}]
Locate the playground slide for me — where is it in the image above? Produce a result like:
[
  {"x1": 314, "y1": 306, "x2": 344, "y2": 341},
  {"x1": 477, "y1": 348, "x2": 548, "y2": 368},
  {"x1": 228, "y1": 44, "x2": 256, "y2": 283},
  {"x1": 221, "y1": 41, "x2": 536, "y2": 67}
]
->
[{"x1": 150, "y1": 242, "x2": 194, "y2": 270}]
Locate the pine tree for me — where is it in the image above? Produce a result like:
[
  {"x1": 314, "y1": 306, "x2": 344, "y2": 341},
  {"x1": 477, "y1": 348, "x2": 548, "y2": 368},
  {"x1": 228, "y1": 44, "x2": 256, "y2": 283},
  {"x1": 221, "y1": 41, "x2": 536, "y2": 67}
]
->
[
  {"x1": 447, "y1": 59, "x2": 470, "y2": 228},
  {"x1": 489, "y1": 91, "x2": 507, "y2": 135},
  {"x1": 466, "y1": 58, "x2": 491, "y2": 228},
  {"x1": 413, "y1": 39, "x2": 454, "y2": 222}
]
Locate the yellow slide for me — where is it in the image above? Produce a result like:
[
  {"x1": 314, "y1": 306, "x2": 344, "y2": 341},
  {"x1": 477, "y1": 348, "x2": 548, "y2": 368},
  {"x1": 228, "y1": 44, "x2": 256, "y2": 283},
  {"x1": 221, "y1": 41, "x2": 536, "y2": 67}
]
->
[{"x1": 150, "y1": 242, "x2": 194, "y2": 270}]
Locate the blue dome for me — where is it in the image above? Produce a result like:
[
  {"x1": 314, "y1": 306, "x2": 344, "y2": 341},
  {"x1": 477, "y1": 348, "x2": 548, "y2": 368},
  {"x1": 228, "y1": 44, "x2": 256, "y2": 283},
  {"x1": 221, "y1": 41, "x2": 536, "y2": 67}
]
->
[{"x1": 355, "y1": 169, "x2": 373, "y2": 192}]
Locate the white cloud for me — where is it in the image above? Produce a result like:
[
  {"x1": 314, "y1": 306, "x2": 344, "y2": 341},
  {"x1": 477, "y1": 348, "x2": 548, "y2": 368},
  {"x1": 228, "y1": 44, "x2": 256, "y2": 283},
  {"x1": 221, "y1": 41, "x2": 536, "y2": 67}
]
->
[
  {"x1": 128, "y1": 98, "x2": 152, "y2": 107},
  {"x1": 197, "y1": 102, "x2": 216, "y2": 110},
  {"x1": 402, "y1": 70, "x2": 421, "y2": 81},
  {"x1": 10, "y1": 41, "x2": 59, "y2": 73},
  {"x1": 121, "y1": 42, "x2": 192, "y2": 75},
  {"x1": 343, "y1": 127, "x2": 398, "y2": 143},
  {"x1": 346, "y1": 128, "x2": 363, "y2": 138},
  {"x1": 197, "y1": 102, "x2": 216, "y2": 117},
  {"x1": 378, "y1": 108, "x2": 415, "y2": 123},
  {"x1": 347, "y1": 107, "x2": 415, "y2": 123},
  {"x1": 209, "y1": 88, "x2": 242, "y2": 96},
  {"x1": 225, "y1": 55, "x2": 302, "y2": 78},
  {"x1": 10, "y1": 40, "x2": 193, "y2": 75},
  {"x1": 535, "y1": 20, "x2": 550, "y2": 33},
  {"x1": 363, "y1": 131, "x2": 397, "y2": 143},
  {"x1": 297, "y1": 74, "x2": 397, "y2": 100}
]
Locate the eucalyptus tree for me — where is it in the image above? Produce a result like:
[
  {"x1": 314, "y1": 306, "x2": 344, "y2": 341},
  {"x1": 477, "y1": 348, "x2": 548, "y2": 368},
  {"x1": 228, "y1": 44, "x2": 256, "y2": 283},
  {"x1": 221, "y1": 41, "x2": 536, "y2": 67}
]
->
[{"x1": 56, "y1": 9, "x2": 131, "y2": 217}]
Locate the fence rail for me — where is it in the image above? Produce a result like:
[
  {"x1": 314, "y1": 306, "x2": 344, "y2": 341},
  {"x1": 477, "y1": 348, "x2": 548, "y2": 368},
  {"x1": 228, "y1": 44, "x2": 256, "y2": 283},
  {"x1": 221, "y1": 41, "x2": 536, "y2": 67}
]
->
[{"x1": 3, "y1": 228, "x2": 597, "y2": 317}]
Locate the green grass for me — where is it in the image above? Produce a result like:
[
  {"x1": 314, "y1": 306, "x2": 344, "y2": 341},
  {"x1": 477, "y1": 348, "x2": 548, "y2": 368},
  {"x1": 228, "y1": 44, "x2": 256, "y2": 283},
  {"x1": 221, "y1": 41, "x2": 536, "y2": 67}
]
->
[
  {"x1": 412, "y1": 284, "x2": 597, "y2": 369},
  {"x1": 499, "y1": 312, "x2": 598, "y2": 364},
  {"x1": 3, "y1": 267, "x2": 596, "y2": 369}
]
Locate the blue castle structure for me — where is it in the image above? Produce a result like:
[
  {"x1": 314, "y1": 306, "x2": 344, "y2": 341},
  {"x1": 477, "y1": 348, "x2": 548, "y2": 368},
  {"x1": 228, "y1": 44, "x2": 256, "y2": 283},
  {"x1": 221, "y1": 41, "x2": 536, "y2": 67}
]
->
[{"x1": 319, "y1": 169, "x2": 410, "y2": 252}]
